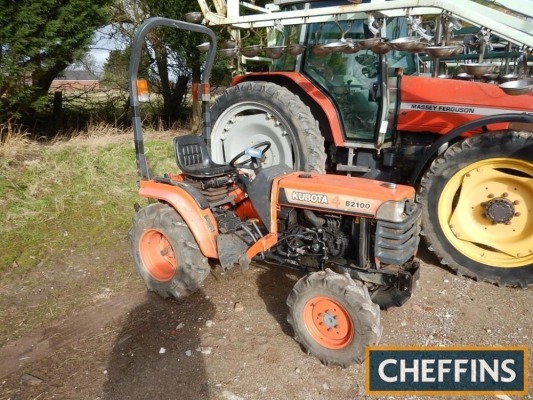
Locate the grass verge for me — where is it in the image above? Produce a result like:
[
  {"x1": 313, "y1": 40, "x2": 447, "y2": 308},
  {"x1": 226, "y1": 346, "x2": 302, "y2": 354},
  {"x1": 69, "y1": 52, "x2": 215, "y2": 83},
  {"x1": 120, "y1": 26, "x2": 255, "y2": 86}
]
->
[{"x1": 0, "y1": 129, "x2": 179, "y2": 346}]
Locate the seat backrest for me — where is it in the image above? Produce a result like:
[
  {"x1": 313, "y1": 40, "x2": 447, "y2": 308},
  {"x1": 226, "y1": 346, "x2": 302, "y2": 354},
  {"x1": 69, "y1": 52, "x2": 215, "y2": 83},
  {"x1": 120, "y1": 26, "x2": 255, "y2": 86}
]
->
[{"x1": 174, "y1": 135, "x2": 211, "y2": 173}]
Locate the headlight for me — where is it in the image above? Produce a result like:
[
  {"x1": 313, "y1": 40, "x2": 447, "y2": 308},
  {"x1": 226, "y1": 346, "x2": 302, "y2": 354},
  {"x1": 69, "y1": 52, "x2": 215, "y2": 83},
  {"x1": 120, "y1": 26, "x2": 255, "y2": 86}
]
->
[{"x1": 376, "y1": 200, "x2": 406, "y2": 222}]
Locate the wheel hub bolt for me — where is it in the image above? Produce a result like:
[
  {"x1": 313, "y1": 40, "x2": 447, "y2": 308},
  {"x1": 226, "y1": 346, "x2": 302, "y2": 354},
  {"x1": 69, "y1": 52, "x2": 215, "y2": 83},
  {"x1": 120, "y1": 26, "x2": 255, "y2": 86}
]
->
[
  {"x1": 484, "y1": 198, "x2": 515, "y2": 224},
  {"x1": 322, "y1": 313, "x2": 337, "y2": 328}
]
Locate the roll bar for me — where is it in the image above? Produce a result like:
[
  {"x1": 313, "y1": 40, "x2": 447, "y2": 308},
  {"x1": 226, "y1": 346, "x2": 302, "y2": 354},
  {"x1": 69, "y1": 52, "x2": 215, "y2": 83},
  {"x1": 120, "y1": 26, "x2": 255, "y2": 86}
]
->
[{"x1": 128, "y1": 17, "x2": 217, "y2": 178}]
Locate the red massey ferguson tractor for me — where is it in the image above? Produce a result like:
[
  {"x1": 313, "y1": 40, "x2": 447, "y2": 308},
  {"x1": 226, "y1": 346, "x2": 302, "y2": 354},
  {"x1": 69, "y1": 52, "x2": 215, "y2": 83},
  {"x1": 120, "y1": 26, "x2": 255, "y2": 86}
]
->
[
  {"x1": 128, "y1": 18, "x2": 422, "y2": 366},
  {"x1": 190, "y1": 0, "x2": 533, "y2": 288}
]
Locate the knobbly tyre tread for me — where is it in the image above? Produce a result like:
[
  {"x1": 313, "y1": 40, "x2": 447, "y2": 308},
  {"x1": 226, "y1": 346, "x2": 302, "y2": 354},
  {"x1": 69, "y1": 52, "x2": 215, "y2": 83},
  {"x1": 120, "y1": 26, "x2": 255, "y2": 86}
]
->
[
  {"x1": 417, "y1": 130, "x2": 533, "y2": 287},
  {"x1": 129, "y1": 203, "x2": 210, "y2": 299},
  {"x1": 287, "y1": 269, "x2": 382, "y2": 367},
  {"x1": 210, "y1": 81, "x2": 327, "y2": 173}
]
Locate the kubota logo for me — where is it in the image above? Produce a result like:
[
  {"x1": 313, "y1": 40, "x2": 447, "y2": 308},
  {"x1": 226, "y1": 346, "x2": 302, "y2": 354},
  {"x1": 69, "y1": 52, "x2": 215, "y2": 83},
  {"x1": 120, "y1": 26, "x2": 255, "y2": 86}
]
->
[{"x1": 291, "y1": 191, "x2": 328, "y2": 204}]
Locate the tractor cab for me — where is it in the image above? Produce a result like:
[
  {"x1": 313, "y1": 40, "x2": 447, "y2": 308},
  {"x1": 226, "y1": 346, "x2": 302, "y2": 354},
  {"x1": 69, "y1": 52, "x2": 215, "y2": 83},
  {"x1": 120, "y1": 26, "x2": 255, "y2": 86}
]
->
[{"x1": 270, "y1": 14, "x2": 411, "y2": 152}]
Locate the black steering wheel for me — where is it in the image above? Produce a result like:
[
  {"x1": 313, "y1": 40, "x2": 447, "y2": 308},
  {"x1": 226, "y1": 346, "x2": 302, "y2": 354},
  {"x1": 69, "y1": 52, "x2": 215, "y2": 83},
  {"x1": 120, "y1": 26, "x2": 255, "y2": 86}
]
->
[{"x1": 229, "y1": 141, "x2": 271, "y2": 169}]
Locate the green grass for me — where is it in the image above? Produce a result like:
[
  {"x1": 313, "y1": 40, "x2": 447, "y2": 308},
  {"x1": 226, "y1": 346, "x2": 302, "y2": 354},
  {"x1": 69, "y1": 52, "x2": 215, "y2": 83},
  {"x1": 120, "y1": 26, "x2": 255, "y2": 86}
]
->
[
  {"x1": 0, "y1": 132, "x2": 178, "y2": 345},
  {"x1": 0, "y1": 135, "x2": 176, "y2": 269}
]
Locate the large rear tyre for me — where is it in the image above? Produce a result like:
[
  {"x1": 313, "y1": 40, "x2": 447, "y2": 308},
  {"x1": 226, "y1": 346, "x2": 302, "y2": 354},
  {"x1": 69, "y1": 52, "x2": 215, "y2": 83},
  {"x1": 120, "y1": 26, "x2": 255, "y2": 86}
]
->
[
  {"x1": 129, "y1": 203, "x2": 210, "y2": 299},
  {"x1": 287, "y1": 270, "x2": 382, "y2": 367},
  {"x1": 210, "y1": 81, "x2": 326, "y2": 173},
  {"x1": 418, "y1": 131, "x2": 533, "y2": 287}
]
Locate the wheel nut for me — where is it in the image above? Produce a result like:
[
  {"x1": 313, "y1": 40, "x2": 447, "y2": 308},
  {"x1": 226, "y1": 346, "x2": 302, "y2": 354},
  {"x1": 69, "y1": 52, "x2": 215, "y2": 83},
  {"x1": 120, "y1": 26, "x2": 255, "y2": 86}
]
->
[
  {"x1": 488, "y1": 194, "x2": 495, "y2": 198},
  {"x1": 502, "y1": 192, "x2": 508, "y2": 198},
  {"x1": 513, "y1": 200, "x2": 520, "y2": 205},
  {"x1": 515, "y1": 212, "x2": 521, "y2": 217}
]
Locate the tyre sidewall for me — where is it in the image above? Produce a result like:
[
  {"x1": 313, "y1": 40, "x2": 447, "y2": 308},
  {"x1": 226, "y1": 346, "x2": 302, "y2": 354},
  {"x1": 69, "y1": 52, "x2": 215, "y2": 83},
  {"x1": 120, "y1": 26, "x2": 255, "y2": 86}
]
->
[
  {"x1": 288, "y1": 272, "x2": 381, "y2": 366},
  {"x1": 290, "y1": 287, "x2": 369, "y2": 365},
  {"x1": 210, "y1": 81, "x2": 326, "y2": 173},
  {"x1": 130, "y1": 203, "x2": 209, "y2": 298},
  {"x1": 420, "y1": 131, "x2": 533, "y2": 285}
]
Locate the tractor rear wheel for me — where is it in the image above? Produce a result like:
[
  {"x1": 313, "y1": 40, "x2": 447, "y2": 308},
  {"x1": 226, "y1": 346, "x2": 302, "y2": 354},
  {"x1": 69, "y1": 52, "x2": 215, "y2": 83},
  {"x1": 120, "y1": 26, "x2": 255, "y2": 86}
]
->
[
  {"x1": 418, "y1": 130, "x2": 533, "y2": 287},
  {"x1": 287, "y1": 269, "x2": 382, "y2": 367},
  {"x1": 129, "y1": 203, "x2": 210, "y2": 299},
  {"x1": 210, "y1": 81, "x2": 326, "y2": 173}
]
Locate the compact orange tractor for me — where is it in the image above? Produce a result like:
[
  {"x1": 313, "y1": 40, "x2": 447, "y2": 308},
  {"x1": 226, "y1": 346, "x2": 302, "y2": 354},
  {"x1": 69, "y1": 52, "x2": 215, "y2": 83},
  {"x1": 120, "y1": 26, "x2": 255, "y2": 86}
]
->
[{"x1": 128, "y1": 19, "x2": 421, "y2": 366}]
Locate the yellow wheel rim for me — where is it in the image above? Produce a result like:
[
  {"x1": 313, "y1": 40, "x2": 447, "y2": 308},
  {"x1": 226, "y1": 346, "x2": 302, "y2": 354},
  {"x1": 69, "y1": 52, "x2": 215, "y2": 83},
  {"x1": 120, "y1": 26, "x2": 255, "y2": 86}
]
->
[{"x1": 438, "y1": 158, "x2": 533, "y2": 268}]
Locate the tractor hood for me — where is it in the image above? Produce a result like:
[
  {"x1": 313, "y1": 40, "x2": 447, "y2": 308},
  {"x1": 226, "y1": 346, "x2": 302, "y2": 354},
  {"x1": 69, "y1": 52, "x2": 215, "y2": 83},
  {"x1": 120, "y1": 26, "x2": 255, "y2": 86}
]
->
[
  {"x1": 275, "y1": 172, "x2": 415, "y2": 218},
  {"x1": 398, "y1": 76, "x2": 533, "y2": 135}
]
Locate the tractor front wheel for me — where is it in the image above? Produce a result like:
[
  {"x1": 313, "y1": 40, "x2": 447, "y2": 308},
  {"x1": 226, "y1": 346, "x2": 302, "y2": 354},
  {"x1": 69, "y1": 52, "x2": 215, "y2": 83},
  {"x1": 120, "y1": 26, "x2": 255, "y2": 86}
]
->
[
  {"x1": 418, "y1": 130, "x2": 533, "y2": 287},
  {"x1": 129, "y1": 203, "x2": 210, "y2": 299},
  {"x1": 287, "y1": 269, "x2": 382, "y2": 367}
]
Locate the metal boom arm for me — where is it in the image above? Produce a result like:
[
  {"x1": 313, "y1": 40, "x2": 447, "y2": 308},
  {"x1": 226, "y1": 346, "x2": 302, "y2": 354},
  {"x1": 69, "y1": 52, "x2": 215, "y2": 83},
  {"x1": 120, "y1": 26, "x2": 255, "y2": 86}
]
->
[{"x1": 197, "y1": 0, "x2": 533, "y2": 48}]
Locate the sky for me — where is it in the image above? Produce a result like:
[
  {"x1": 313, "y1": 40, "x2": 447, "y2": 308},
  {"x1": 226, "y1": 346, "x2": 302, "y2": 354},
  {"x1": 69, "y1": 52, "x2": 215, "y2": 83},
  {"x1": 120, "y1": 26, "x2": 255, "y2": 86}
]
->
[
  {"x1": 92, "y1": 48, "x2": 111, "y2": 66},
  {"x1": 88, "y1": 25, "x2": 122, "y2": 69}
]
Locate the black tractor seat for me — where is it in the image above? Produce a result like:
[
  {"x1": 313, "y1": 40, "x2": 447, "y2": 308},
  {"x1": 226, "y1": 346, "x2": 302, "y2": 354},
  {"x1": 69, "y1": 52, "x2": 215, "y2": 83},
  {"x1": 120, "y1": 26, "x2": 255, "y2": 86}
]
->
[{"x1": 174, "y1": 135, "x2": 235, "y2": 178}]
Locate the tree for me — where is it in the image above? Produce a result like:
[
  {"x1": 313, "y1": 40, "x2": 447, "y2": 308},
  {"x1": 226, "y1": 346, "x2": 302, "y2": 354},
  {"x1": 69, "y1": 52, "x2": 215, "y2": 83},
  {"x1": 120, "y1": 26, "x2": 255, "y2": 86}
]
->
[
  {"x1": 109, "y1": 0, "x2": 231, "y2": 128},
  {"x1": 102, "y1": 49, "x2": 133, "y2": 88},
  {"x1": 0, "y1": 0, "x2": 112, "y2": 123},
  {"x1": 67, "y1": 53, "x2": 101, "y2": 77}
]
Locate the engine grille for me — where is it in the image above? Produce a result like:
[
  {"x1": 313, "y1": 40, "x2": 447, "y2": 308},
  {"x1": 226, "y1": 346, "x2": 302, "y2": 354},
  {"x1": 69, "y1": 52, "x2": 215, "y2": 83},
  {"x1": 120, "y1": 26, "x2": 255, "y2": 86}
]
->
[{"x1": 374, "y1": 204, "x2": 421, "y2": 266}]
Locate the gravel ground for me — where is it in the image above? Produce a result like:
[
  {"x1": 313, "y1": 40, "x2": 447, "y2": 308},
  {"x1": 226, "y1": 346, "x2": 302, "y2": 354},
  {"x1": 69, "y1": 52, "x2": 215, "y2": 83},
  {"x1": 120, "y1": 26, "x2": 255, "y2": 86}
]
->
[{"x1": 1, "y1": 244, "x2": 532, "y2": 400}]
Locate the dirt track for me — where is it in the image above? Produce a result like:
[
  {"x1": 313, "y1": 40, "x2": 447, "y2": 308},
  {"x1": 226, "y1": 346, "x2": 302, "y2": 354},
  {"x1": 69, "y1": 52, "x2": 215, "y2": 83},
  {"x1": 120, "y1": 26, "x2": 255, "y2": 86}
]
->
[{"x1": 1, "y1": 242, "x2": 532, "y2": 400}]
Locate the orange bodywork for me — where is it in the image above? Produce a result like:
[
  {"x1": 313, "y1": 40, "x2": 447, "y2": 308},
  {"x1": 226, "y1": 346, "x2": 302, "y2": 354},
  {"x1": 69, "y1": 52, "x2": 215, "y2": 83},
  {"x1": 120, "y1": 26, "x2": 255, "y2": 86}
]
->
[
  {"x1": 273, "y1": 172, "x2": 414, "y2": 217},
  {"x1": 137, "y1": 171, "x2": 415, "y2": 262},
  {"x1": 398, "y1": 76, "x2": 533, "y2": 135},
  {"x1": 245, "y1": 232, "x2": 279, "y2": 260},
  {"x1": 234, "y1": 198, "x2": 258, "y2": 220},
  {"x1": 234, "y1": 73, "x2": 533, "y2": 143},
  {"x1": 138, "y1": 180, "x2": 218, "y2": 258}
]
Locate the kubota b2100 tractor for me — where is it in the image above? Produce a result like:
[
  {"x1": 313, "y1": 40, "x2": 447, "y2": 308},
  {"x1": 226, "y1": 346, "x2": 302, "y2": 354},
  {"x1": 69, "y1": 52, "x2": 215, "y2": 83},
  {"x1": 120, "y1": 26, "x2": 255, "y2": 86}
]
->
[
  {"x1": 128, "y1": 19, "x2": 421, "y2": 366},
  {"x1": 193, "y1": 0, "x2": 533, "y2": 287}
]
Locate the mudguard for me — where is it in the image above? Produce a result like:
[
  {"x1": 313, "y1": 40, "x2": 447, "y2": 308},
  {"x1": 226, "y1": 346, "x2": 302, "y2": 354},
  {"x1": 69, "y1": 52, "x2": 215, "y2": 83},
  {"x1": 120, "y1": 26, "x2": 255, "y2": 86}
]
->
[
  {"x1": 138, "y1": 180, "x2": 218, "y2": 258},
  {"x1": 232, "y1": 72, "x2": 344, "y2": 147}
]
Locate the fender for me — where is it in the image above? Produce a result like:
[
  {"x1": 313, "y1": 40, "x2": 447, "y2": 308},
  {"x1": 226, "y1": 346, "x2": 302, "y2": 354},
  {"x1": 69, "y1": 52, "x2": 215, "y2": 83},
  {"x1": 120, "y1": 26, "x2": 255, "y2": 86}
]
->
[
  {"x1": 409, "y1": 113, "x2": 533, "y2": 185},
  {"x1": 232, "y1": 72, "x2": 344, "y2": 147},
  {"x1": 138, "y1": 180, "x2": 218, "y2": 258}
]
